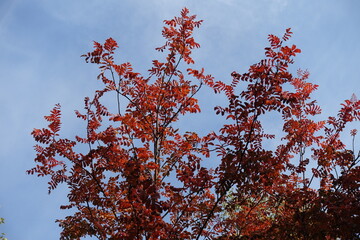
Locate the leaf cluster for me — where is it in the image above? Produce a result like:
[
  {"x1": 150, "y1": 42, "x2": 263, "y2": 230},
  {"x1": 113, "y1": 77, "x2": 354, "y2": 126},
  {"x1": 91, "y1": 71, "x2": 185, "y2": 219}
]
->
[{"x1": 29, "y1": 8, "x2": 360, "y2": 240}]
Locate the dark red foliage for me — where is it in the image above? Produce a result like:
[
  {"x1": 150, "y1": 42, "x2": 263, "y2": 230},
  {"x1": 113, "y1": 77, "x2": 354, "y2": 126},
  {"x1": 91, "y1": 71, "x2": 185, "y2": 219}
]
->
[{"x1": 29, "y1": 8, "x2": 359, "y2": 240}]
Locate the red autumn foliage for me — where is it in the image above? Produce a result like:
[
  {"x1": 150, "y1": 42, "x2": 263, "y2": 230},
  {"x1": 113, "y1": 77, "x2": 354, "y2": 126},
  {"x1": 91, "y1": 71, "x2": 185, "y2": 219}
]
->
[{"x1": 28, "y1": 8, "x2": 359, "y2": 240}]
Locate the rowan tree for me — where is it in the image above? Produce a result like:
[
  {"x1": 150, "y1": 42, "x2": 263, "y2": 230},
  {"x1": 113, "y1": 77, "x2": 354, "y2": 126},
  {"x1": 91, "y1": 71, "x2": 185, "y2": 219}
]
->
[{"x1": 28, "y1": 8, "x2": 359, "y2": 240}]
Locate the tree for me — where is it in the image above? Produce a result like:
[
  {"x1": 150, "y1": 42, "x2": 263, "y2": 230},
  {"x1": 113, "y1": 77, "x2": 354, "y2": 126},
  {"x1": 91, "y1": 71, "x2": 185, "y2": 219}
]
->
[{"x1": 28, "y1": 8, "x2": 359, "y2": 240}]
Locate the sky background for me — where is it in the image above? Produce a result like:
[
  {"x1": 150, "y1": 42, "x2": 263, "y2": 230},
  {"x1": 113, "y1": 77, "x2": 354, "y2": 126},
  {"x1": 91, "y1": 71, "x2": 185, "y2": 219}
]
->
[{"x1": 0, "y1": 0, "x2": 359, "y2": 239}]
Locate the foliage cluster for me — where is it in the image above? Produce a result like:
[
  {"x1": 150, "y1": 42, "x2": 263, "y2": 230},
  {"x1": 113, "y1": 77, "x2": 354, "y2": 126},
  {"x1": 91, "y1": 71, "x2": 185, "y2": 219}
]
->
[
  {"x1": 29, "y1": 8, "x2": 359, "y2": 239},
  {"x1": 0, "y1": 218, "x2": 7, "y2": 240}
]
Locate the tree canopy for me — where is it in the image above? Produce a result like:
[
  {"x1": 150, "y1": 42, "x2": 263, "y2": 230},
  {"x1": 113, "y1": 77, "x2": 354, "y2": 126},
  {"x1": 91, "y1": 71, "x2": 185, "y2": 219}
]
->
[{"x1": 28, "y1": 8, "x2": 359, "y2": 239}]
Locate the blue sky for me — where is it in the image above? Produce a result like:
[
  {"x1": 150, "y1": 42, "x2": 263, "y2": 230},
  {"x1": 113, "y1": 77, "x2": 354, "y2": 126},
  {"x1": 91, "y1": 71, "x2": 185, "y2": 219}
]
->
[{"x1": 0, "y1": 0, "x2": 359, "y2": 239}]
